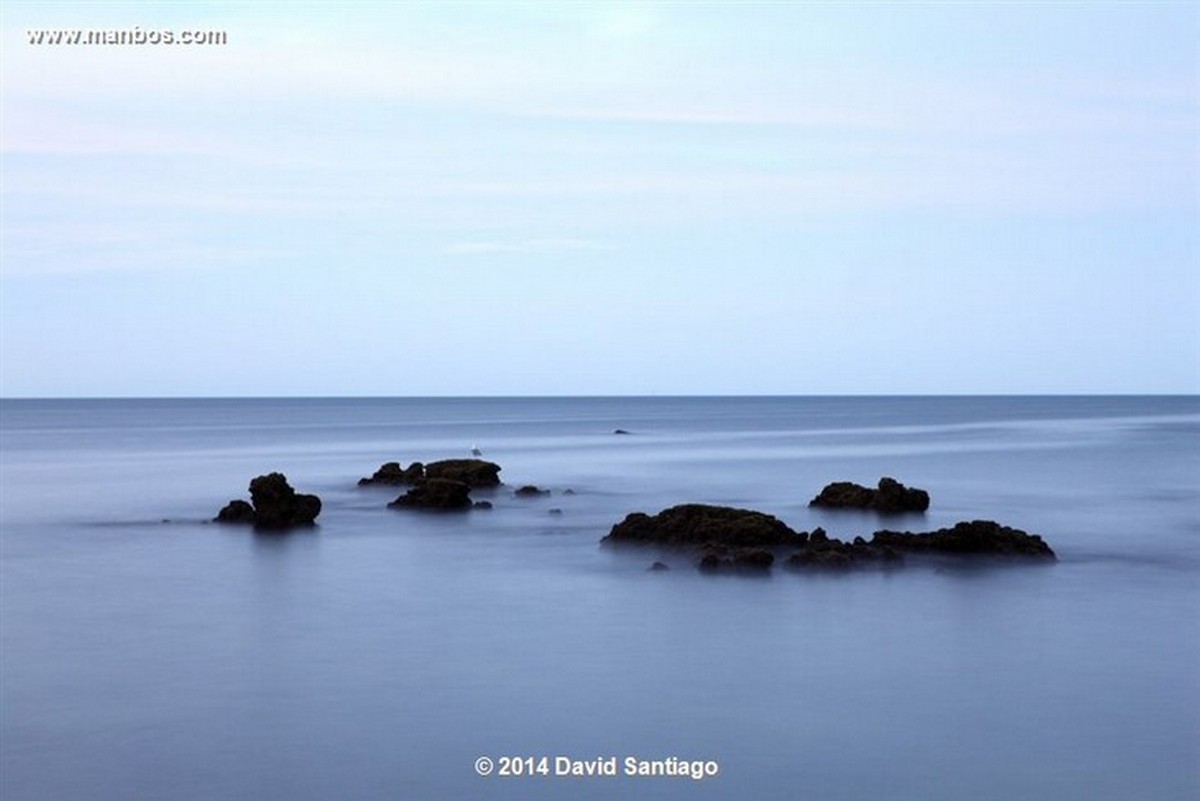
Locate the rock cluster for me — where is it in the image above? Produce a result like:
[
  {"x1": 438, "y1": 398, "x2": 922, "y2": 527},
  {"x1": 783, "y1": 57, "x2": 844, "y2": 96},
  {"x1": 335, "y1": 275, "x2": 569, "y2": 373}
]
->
[
  {"x1": 359, "y1": 458, "x2": 502, "y2": 488},
  {"x1": 809, "y1": 477, "x2": 930, "y2": 513},
  {"x1": 215, "y1": 473, "x2": 321, "y2": 530},
  {"x1": 357, "y1": 458, "x2": 504, "y2": 512},
  {"x1": 603, "y1": 503, "x2": 1054, "y2": 574}
]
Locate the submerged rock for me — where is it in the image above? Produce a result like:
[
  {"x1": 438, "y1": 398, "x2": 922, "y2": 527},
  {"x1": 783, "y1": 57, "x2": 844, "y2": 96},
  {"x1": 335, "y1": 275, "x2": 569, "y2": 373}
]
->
[
  {"x1": 809, "y1": 477, "x2": 930, "y2": 514},
  {"x1": 515, "y1": 485, "x2": 549, "y2": 497},
  {"x1": 388, "y1": 478, "x2": 473, "y2": 511},
  {"x1": 214, "y1": 473, "x2": 321, "y2": 530},
  {"x1": 358, "y1": 461, "x2": 425, "y2": 486},
  {"x1": 698, "y1": 546, "x2": 775, "y2": 574}
]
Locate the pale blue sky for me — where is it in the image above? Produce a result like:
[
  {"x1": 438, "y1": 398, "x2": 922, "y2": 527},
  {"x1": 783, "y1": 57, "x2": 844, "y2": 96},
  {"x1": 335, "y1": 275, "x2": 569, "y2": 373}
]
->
[{"x1": 1, "y1": 1, "x2": 1197, "y2": 396}]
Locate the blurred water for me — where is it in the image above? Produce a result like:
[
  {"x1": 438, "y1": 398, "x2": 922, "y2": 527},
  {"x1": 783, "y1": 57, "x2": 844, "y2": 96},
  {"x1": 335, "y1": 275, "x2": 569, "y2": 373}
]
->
[{"x1": 2, "y1": 396, "x2": 1198, "y2": 800}]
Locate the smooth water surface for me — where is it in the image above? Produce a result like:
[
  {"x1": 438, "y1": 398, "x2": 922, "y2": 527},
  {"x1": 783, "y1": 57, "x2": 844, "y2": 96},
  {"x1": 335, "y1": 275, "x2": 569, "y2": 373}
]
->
[{"x1": 2, "y1": 397, "x2": 1198, "y2": 800}]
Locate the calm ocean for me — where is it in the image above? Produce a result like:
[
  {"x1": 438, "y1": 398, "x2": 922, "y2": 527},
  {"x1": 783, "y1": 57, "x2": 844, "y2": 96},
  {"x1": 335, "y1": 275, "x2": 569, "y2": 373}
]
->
[{"x1": 1, "y1": 396, "x2": 1197, "y2": 800}]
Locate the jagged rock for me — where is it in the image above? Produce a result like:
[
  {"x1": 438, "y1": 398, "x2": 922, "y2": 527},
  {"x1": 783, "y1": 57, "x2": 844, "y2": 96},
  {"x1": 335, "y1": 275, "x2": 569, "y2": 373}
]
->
[
  {"x1": 871, "y1": 520, "x2": 1055, "y2": 559},
  {"x1": 603, "y1": 504, "x2": 807, "y2": 549},
  {"x1": 809, "y1": 477, "x2": 930, "y2": 513},
  {"x1": 214, "y1": 473, "x2": 321, "y2": 529},
  {"x1": 649, "y1": 561, "x2": 670, "y2": 571},
  {"x1": 388, "y1": 479, "x2": 473, "y2": 511},
  {"x1": 515, "y1": 485, "x2": 549, "y2": 497},
  {"x1": 358, "y1": 461, "x2": 425, "y2": 486},
  {"x1": 424, "y1": 459, "x2": 502, "y2": 488},
  {"x1": 473, "y1": 500, "x2": 493, "y2": 510}
]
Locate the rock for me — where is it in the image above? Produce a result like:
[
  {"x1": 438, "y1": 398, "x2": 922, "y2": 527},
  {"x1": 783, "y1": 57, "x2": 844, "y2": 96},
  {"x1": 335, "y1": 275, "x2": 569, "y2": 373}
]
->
[
  {"x1": 358, "y1": 461, "x2": 425, "y2": 486},
  {"x1": 215, "y1": 499, "x2": 255, "y2": 524},
  {"x1": 424, "y1": 459, "x2": 502, "y2": 488},
  {"x1": 698, "y1": 546, "x2": 775, "y2": 574},
  {"x1": 562, "y1": 488, "x2": 576, "y2": 496},
  {"x1": 809, "y1": 477, "x2": 930, "y2": 513},
  {"x1": 601, "y1": 503, "x2": 1053, "y2": 576},
  {"x1": 515, "y1": 485, "x2": 549, "y2": 497},
  {"x1": 388, "y1": 478, "x2": 473, "y2": 511},
  {"x1": 473, "y1": 500, "x2": 494, "y2": 510},
  {"x1": 614, "y1": 429, "x2": 631, "y2": 435},
  {"x1": 871, "y1": 520, "x2": 1055, "y2": 559},
  {"x1": 649, "y1": 561, "x2": 670, "y2": 571},
  {"x1": 548, "y1": 508, "x2": 563, "y2": 516},
  {"x1": 603, "y1": 504, "x2": 806, "y2": 549},
  {"x1": 786, "y1": 547, "x2": 856, "y2": 571},
  {"x1": 786, "y1": 519, "x2": 1052, "y2": 570},
  {"x1": 214, "y1": 472, "x2": 321, "y2": 529}
]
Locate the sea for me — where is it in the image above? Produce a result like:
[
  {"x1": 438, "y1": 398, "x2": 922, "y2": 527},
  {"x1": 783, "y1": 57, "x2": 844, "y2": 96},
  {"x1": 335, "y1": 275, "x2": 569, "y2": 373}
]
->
[{"x1": 1, "y1": 396, "x2": 1197, "y2": 801}]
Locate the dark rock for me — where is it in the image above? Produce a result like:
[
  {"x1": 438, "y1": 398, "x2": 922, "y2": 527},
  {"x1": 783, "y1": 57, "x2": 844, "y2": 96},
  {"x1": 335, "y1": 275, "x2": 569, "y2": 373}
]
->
[
  {"x1": 215, "y1": 473, "x2": 321, "y2": 529},
  {"x1": 473, "y1": 500, "x2": 494, "y2": 510},
  {"x1": 809, "y1": 477, "x2": 930, "y2": 513},
  {"x1": 649, "y1": 561, "x2": 670, "y2": 571},
  {"x1": 614, "y1": 429, "x2": 631, "y2": 435},
  {"x1": 786, "y1": 548, "x2": 856, "y2": 571},
  {"x1": 358, "y1": 461, "x2": 425, "y2": 486},
  {"x1": 733, "y1": 548, "x2": 775, "y2": 571},
  {"x1": 871, "y1": 520, "x2": 1055, "y2": 559},
  {"x1": 786, "y1": 519, "x2": 1052, "y2": 569},
  {"x1": 548, "y1": 508, "x2": 563, "y2": 515},
  {"x1": 388, "y1": 478, "x2": 472, "y2": 511},
  {"x1": 603, "y1": 504, "x2": 806, "y2": 549},
  {"x1": 215, "y1": 499, "x2": 255, "y2": 524},
  {"x1": 562, "y1": 488, "x2": 576, "y2": 495},
  {"x1": 698, "y1": 546, "x2": 775, "y2": 574},
  {"x1": 515, "y1": 485, "x2": 549, "y2": 497},
  {"x1": 424, "y1": 459, "x2": 502, "y2": 488}
]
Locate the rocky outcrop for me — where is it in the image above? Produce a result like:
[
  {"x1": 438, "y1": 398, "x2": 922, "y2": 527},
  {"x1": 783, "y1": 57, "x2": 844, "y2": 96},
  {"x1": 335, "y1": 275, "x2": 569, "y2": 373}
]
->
[
  {"x1": 388, "y1": 478, "x2": 473, "y2": 511},
  {"x1": 359, "y1": 458, "x2": 502, "y2": 488},
  {"x1": 358, "y1": 461, "x2": 425, "y2": 486},
  {"x1": 424, "y1": 459, "x2": 502, "y2": 488},
  {"x1": 214, "y1": 473, "x2": 321, "y2": 530},
  {"x1": 515, "y1": 485, "x2": 549, "y2": 497},
  {"x1": 603, "y1": 504, "x2": 807, "y2": 549},
  {"x1": 871, "y1": 520, "x2": 1055, "y2": 558},
  {"x1": 603, "y1": 502, "x2": 1054, "y2": 574},
  {"x1": 809, "y1": 477, "x2": 930, "y2": 513}
]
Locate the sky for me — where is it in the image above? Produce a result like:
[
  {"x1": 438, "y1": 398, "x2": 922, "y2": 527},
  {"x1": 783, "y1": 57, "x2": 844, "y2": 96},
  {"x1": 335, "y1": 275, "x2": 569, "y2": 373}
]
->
[{"x1": 1, "y1": 1, "x2": 1197, "y2": 397}]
